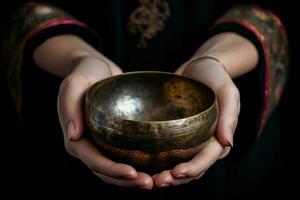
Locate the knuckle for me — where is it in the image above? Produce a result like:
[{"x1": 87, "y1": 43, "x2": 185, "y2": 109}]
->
[
  {"x1": 188, "y1": 162, "x2": 201, "y2": 177},
  {"x1": 216, "y1": 82, "x2": 239, "y2": 99},
  {"x1": 64, "y1": 144, "x2": 73, "y2": 156},
  {"x1": 88, "y1": 165, "x2": 95, "y2": 171},
  {"x1": 64, "y1": 142, "x2": 77, "y2": 157},
  {"x1": 59, "y1": 76, "x2": 72, "y2": 93},
  {"x1": 60, "y1": 73, "x2": 88, "y2": 91},
  {"x1": 98, "y1": 175, "x2": 110, "y2": 183},
  {"x1": 233, "y1": 87, "x2": 240, "y2": 101},
  {"x1": 87, "y1": 162, "x2": 98, "y2": 172},
  {"x1": 225, "y1": 83, "x2": 240, "y2": 99},
  {"x1": 64, "y1": 74, "x2": 78, "y2": 85}
]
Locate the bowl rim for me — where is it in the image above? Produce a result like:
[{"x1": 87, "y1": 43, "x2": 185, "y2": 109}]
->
[{"x1": 85, "y1": 71, "x2": 218, "y2": 124}]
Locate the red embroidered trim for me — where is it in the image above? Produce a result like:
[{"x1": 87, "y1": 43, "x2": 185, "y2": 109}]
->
[
  {"x1": 215, "y1": 19, "x2": 271, "y2": 137},
  {"x1": 22, "y1": 19, "x2": 86, "y2": 47},
  {"x1": 213, "y1": 5, "x2": 289, "y2": 138}
]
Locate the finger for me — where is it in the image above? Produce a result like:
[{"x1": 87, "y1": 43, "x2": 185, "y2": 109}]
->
[
  {"x1": 154, "y1": 170, "x2": 173, "y2": 187},
  {"x1": 58, "y1": 56, "x2": 112, "y2": 141},
  {"x1": 66, "y1": 137, "x2": 138, "y2": 179},
  {"x1": 215, "y1": 83, "x2": 240, "y2": 147},
  {"x1": 57, "y1": 73, "x2": 90, "y2": 140},
  {"x1": 94, "y1": 172, "x2": 153, "y2": 189},
  {"x1": 154, "y1": 170, "x2": 195, "y2": 187},
  {"x1": 178, "y1": 59, "x2": 240, "y2": 147},
  {"x1": 152, "y1": 173, "x2": 159, "y2": 180},
  {"x1": 71, "y1": 57, "x2": 112, "y2": 84},
  {"x1": 171, "y1": 137, "x2": 224, "y2": 178},
  {"x1": 194, "y1": 171, "x2": 206, "y2": 180},
  {"x1": 218, "y1": 147, "x2": 231, "y2": 160}
]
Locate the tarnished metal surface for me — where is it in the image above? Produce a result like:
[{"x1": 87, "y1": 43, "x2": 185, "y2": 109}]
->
[{"x1": 84, "y1": 71, "x2": 218, "y2": 169}]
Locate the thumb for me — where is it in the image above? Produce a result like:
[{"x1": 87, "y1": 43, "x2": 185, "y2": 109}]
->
[
  {"x1": 58, "y1": 57, "x2": 112, "y2": 140},
  {"x1": 215, "y1": 83, "x2": 240, "y2": 147},
  {"x1": 180, "y1": 58, "x2": 240, "y2": 147},
  {"x1": 57, "y1": 73, "x2": 91, "y2": 141}
]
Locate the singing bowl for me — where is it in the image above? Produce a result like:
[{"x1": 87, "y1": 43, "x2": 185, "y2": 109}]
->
[{"x1": 84, "y1": 71, "x2": 218, "y2": 169}]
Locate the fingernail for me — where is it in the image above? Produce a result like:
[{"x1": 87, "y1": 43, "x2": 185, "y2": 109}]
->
[
  {"x1": 227, "y1": 128, "x2": 234, "y2": 148},
  {"x1": 176, "y1": 174, "x2": 186, "y2": 178},
  {"x1": 67, "y1": 121, "x2": 75, "y2": 140},
  {"x1": 126, "y1": 171, "x2": 138, "y2": 179},
  {"x1": 227, "y1": 135, "x2": 234, "y2": 148},
  {"x1": 228, "y1": 138, "x2": 233, "y2": 148},
  {"x1": 159, "y1": 184, "x2": 170, "y2": 188}
]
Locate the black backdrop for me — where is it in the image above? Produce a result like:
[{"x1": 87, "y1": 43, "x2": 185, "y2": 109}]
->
[{"x1": 0, "y1": 0, "x2": 298, "y2": 198}]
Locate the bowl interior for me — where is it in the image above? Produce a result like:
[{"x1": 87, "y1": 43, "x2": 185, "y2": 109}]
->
[{"x1": 87, "y1": 72, "x2": 215, "y2": 121}]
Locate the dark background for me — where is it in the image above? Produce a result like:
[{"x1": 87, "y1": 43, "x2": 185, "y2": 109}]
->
[{"x1": 0, "y1": 0, "x2": 298, "y2": 198}]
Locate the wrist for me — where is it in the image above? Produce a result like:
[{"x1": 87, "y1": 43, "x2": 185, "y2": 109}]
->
[
  {"x1": 183, "y1": 56, "x2": 228, "y2": 76},
  {"x1": 69, "y1": 56, "x2": 112, "y2": 84},
  {"x1": 68, "y1": 50, "x2": 110, "y2": 75},
  {"x1": 194, "y1": 32, "x2": 259, "y2": 78},
  {"x1": 183, "y1": 57, "x2": 233, "y2": 91}
]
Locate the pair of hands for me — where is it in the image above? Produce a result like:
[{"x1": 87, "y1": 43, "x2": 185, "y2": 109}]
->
[{"x1": 57, "y1": 55, "x2": 240, "y2": 189}]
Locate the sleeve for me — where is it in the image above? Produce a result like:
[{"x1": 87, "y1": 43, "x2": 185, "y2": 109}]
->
[
  {"x1": 0, "y1": 2, "x2": 101, "y2": 114},
  {"x1": 209, "y1": 4, "x2": 289, "y2": 138}
]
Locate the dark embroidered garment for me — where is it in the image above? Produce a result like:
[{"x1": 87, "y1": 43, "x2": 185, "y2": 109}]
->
[
  {"x1": 213, "y1": 5, "x2": 289, "y2": 136},
  {"x1": 127, "y1": 0, "x2": 171, "y2": 48},
  {"x1": 0, "y1": 1, "x2": 290, "y2": 197},
  {"x1": 1, "y1": 3, "x2": 98, "y2": 113}
]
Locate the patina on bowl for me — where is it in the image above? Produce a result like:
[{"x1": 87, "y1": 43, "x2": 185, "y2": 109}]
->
[{"x1": 84, "y1": 71, "x2": 218, "y2": 170}]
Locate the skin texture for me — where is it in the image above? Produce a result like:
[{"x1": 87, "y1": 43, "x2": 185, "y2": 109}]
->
[
  {"x1": 153, "y1": 32, "x2": 258, "y2": 187},
  {"x1": 33, "y1": 32, "x2": 258, "y2": 189}
]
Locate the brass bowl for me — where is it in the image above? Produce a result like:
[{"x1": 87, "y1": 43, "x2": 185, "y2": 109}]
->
[{"x1": 84, "y1": 71, "x2": 218, "y2": 170}]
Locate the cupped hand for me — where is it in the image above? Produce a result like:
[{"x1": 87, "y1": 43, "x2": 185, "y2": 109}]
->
[
  {"x1": 57, "y1": 56, "x2": 153, "y2": 189},
  {"x1": 153, "y1": 57, "x2": 240, "y2": 187}
]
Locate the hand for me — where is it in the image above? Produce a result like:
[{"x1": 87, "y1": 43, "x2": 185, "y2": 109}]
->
[
  {"x1": 57, "y1": 56, "x2": 153, "y2": 189},
  {"x1": 153, "y1": 57, "x2": 240, "y2": 187}
]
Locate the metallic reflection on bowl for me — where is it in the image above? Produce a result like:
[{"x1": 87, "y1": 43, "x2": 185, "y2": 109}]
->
[{"x1": 84, "y1": 71, "x2": 218, "y2": 170}]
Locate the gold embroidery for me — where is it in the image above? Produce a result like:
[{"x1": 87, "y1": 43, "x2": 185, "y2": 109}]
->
[
  {"x1": 127, "y1": 0, "x2": 171, "y2": 48},
  {"x1": 2, "y1": 3, "x2": 77, "y2": 115},
  {"x1": 214, "y1": 5, "x2": 289, "y2": 137}
]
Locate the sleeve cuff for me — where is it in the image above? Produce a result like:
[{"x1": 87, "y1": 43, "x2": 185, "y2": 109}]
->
[
  {"x1": 24, "y1": 19, "x2": 101, "y2": 56},
  {"x1": 2, "y1": 2, "x2": 101, "y2": 114},
  {"x1": 209, "y1": 4, "x2": 289, "y2": 137}
]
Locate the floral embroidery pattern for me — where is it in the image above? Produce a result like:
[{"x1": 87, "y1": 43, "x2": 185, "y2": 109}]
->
[
  {"x1": 1, "y1": 3, "x2": 86, "y2": 114},
  {"x1": 127, "y1": 0, "x2": 171, "y2": 48},
  {"x1": 214, "y1": 5, "x2": 289, "y2": 136}
]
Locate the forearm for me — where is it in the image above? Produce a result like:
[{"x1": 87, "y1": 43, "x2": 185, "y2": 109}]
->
[
  {"x1": 179, "y1": 32, "x2": 259, "y2": 79},
  {"x1": 33, "y1": 34, "x2": 121, "y2": 77}
]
